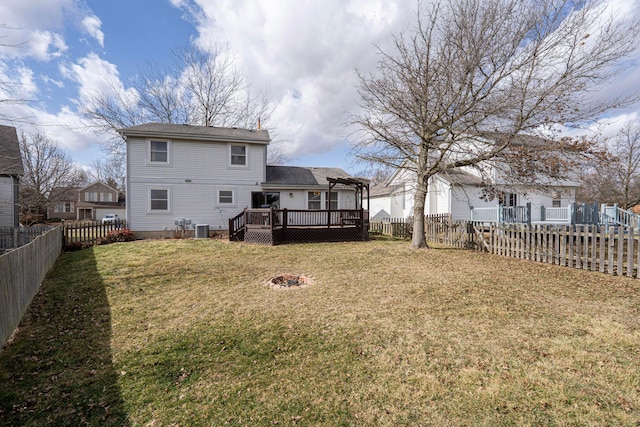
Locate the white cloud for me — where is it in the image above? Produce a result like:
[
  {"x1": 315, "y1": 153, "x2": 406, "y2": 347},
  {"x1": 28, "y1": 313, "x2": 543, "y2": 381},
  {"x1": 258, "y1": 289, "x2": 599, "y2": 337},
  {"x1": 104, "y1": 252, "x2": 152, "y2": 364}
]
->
[
  {"x1": 61, "y1": 53, "x2": 128, "y2": 103},
  {"x1": 172, "y1": 0, "x2": 412, "y2": 161},
  {"x1": 27, "y1": 30, "x2": 68, "y2": 61},
  {"x1": 0, "y1": 0, "x2": 75, "y2": 60},
  {"x1": 80, "y1": 15, "x2": 104, "y2": 48}
]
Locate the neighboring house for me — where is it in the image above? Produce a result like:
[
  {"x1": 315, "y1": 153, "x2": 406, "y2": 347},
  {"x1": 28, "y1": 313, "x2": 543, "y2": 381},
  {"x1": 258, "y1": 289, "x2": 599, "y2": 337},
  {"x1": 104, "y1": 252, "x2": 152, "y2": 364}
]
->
[
  {"x1": 369, "y1": 161, "x2": 578, "y2": 223},
  {"x1": 0, "y1": 125, "x2": 23, "y2": 227},
  {"x1": 48, "y1": 181, "x2": 125, "y2": 221},
  {"x1": 48, "y1": 186, "x2": 80, "y2": 221},
  {"x1": 118, "y1": 123, "x2": 359, "y2": 237}
]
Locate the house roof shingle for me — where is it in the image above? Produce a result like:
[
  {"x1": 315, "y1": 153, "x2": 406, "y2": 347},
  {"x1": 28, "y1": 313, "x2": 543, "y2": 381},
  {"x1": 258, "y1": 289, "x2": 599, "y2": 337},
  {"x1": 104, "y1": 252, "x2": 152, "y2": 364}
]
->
[
  {"x1": 265, "y1": 166, "x2": 353, "y2": 187},
  {"x1": 0, "y1": 125, "x2": 23, "y2": 175},
  {"x1": 117, "y1": 123, "x2": 270, "y2": 144}
]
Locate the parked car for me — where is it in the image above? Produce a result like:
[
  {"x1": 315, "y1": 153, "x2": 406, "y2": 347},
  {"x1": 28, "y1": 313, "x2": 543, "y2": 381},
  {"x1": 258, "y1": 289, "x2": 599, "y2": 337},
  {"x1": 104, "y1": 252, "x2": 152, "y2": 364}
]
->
[{"x1": 101, "y1": 214, "x2": 119, "y2": 224}]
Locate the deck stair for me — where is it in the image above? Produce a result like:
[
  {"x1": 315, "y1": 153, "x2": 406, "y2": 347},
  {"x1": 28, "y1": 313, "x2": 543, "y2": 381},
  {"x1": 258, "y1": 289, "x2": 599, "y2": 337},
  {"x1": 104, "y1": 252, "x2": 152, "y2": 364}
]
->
[{"x1": 601, "y1": 204, "x2": 640, "y2": 228}]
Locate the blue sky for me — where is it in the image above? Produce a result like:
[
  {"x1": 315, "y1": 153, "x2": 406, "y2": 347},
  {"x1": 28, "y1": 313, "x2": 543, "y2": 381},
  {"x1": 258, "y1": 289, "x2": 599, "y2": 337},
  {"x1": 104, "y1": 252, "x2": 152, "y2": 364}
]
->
[{"x1": 0, "y1": 0, "x2": 639, "y2": 177}]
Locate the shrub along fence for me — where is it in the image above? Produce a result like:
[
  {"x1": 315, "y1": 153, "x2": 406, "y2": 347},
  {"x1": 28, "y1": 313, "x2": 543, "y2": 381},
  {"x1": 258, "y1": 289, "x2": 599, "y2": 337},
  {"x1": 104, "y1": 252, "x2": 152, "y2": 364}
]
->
[{"x1": 0, "y1": 226, "x2": 63, "y2": 348}]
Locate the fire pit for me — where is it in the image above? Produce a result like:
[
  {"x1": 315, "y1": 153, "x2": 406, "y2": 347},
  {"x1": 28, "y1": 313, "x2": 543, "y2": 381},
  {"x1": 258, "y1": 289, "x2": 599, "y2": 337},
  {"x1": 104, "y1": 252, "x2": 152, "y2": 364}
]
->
[{"x1": 266, "y1": 274, "x2": 312, "y2": 290}]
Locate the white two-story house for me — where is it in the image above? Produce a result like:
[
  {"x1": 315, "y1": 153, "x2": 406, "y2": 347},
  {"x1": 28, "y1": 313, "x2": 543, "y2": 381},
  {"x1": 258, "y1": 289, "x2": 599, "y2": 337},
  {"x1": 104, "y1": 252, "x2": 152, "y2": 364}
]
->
[
  {"x1": 368, "y1": 133, "x2": 580, "y2": 223},
  {"x1": 118, "y1": 123, "x2": 358, "y2": 237}
]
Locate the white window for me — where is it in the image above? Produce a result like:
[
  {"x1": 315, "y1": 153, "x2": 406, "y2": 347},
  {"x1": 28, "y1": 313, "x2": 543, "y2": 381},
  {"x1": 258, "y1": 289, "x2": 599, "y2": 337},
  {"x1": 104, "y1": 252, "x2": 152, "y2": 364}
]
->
[
  {"x1": 149, "y1": 188, "x2": 169, "y2": 211},
  {"x1": 499, "y1": 192, "x2": 517, "y2": 207},
  {"x1": 99, "y1": 192, "x2": 113, "y2": 202},
  {"x1": 308, "y1": 191, "x2": 322, "y2": 209},
  {"x1": 54, "y1": 202, "x2": 73, "y2": 213},
  {"x1": 230, "y1": 145, "x2": 247, "y2": 166},
  {"x1": 85, "y1": 192, "x2": 97, "y2": 202},
  {"x1": 307, "y1": 191, "x2": 338, "y2": 210},
  {"x1": 218, "y1": 190, "x2": 234, "y2": 205},
  {"x1": 325, "y1": 192, "x2": 338, "y2": 210},
  {"x1": 149, "y1": 140, "x2": 169, "y2": 164}
]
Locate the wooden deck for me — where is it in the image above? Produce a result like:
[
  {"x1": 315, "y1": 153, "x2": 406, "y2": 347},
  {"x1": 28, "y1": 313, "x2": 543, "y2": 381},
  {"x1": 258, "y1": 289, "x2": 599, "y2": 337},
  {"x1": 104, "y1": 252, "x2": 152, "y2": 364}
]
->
[{"x1": 229, "y1": 208, "x2": 369, "y2": 245}]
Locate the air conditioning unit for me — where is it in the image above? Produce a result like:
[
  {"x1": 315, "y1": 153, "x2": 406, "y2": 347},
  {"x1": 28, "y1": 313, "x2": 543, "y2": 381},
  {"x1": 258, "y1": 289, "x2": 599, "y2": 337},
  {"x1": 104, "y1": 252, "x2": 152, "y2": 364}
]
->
[{"x1": 195, "y1": 224, "x2": 209, "y2": 239}]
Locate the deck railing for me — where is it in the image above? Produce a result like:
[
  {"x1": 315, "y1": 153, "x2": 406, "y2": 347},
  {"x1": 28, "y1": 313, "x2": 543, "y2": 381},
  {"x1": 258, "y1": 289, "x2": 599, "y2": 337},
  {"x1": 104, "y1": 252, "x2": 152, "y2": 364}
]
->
[
  {"x1": 231, "y1": 208, "x2": 368, "y2": 244},
  {"x1": 541, "y1": 206, "x2": 571, "y2": 222},
  {"x1": 601, "y1": 204, "x2": 640, "y2": 228},
  {"x1": 471, "y1": 204, "x2": 531, "y2": 224},
  {"x1": 470, "y1": 207, "x2": 499, "y2": 223},
  {"x1": 243, "y1": 208, "x2": 365, "y2": 228}
]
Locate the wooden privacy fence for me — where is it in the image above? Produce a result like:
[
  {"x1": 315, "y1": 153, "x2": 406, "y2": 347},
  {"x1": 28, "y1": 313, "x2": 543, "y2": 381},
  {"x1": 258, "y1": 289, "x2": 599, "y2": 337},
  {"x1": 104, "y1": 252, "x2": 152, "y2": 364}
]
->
[
  {"x1": 481, "y1": 224, "x2": 640, "y2": 277},
  {"x1": 0, "y1": 226, "x2": 63, "y2": 348},
  {"x1": 0, "y1": 226, "x2": 54, "y2": 251},
  {"x1": 421, "y1": 215, "x2": 640, "y2": 279}
]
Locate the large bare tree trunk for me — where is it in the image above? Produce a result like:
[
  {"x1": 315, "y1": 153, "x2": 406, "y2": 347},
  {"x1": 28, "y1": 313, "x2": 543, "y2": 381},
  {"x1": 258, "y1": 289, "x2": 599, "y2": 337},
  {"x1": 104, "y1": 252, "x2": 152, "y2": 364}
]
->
[{"x1": 411, "y1": 180, "x2": 429, "y2": 249}]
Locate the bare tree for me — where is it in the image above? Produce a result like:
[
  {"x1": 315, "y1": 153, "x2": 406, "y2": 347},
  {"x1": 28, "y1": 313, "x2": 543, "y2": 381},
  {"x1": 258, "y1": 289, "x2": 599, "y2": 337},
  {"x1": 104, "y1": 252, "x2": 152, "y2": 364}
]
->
[
  {"x1": 19, "y1": 132, "x2": 87, "y2": 223},
  {"x1": 0, "y1": 24, "x2": 33, "y2": 122},
  {"x1": 351, "y1": 0, "x2": 640, "y2": 248},
  {"x1": 90, "y1": 154, "x2": 125, "y2": 192},
  {"x1": 578, "y1": 123, "x2": 640, "y2": 209},
  {"x1": 81, "y1": 44, "x2": 277, "y2": 167}
]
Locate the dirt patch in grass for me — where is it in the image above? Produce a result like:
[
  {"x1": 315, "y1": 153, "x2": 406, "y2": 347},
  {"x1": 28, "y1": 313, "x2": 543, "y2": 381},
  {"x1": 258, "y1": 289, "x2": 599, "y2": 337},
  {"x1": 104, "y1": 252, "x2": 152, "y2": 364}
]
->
[{"x1": 1, "y1": 239, "x2": 639, "y2": 425}]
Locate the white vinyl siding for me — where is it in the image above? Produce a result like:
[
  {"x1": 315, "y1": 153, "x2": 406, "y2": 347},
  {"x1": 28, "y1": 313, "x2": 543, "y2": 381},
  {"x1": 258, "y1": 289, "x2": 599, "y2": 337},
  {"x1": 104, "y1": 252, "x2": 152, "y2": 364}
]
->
[
  {"x1": 0, "y1": 177, "x2": 14, "y2": 227},
  {"x1": 127, "y1": 137, "x2": 267, "y2": 231}
]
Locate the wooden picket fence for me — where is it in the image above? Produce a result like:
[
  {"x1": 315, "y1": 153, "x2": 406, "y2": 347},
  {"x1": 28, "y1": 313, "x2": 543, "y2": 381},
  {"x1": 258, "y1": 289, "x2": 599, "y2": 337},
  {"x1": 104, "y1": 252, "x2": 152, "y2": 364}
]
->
[
  {"x1": 481, "y1": 223, "x2": 640, "y2": 277},
  {"x1": 369, "y1": 217, "x2": 412, "y2": 238},
  {"x1": 421, "y1": 215, "x2": 640, "y2": 278},
  {"x1": 62, "y1": 220, "x2": 126, "y2": 247}
]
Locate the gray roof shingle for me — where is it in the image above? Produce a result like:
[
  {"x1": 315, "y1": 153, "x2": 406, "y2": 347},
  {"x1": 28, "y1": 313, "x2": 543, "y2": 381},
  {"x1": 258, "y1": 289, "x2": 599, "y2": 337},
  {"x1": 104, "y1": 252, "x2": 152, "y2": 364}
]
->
[
  {"x1": 265, "y1": 166, "x2": 352, "y2": 186},
  {"x1": 0, "y1": 125, "x2": 23, "y2": 175},
  {"x1": 117, "y1": 123, "x2": 270, "y2": 144}
]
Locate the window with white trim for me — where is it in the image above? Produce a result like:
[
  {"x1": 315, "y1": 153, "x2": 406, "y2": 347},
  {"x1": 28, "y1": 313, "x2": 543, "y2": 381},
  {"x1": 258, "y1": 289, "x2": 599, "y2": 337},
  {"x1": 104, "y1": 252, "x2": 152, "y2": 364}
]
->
[
  {"x1": 325, "y1": 192, "x2": 338, "y2": 210},
  {"x1": 499, "y1": 192, "x2": 517, "y2": 207},
  {"x1": 307, "y1": 191, "x2": 338, "y2": 210},
  {"x1": 150, "y1": 188, "x2": 169, "y2": 211},
  {"x1": 149, "y1": 140, "x2": 169, "y2": 163},
  {"x1": 308, "y1": 191, "x2": 322, "y2": 209},
  {"x1": 230, "y1": 145, "x2": 247, "y2": 166},
  {"x1": 85, "y1": 192, "x2": 97, "y2": 202},
  {"x1": 218, "y1": 190, "x2": 234, "y2": 205},
  {"x1": 54, "y1": 202, "x2": 73, "y2": 213},
  {"x1": 99, "y1": 192, "x2": 113, "y2": 202}
]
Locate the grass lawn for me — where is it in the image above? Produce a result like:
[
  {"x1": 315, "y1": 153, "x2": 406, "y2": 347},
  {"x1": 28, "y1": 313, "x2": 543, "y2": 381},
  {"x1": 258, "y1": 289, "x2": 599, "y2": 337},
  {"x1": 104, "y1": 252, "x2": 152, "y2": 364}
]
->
[{"x1": 1, "y1": 238, "x2": 639, "y2": 426}]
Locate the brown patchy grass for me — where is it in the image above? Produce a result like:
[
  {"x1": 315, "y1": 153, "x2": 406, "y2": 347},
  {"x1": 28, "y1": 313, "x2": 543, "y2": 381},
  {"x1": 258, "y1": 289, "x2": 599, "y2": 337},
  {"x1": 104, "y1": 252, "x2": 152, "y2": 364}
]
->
[{"x1": 1, "y1": 238, "x2": 639, "y2": 426}]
